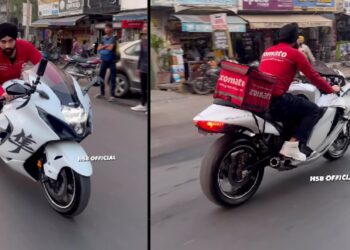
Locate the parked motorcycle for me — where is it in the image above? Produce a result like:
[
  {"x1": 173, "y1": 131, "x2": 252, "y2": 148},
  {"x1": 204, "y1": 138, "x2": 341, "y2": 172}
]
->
[
  {"x1": 0, "y1": 59, "x2": 98, "y2": 216},
  {"x1": 40, "y1": 47, "x2": 65, "y2": 65},
  {"x1": 190, "y1": 60, "x2": 259, "y2": 95},
  {"x1": 193, "y1": 66, "x2": 350, "y2": 207},
  {"x1": 190, "y1": 61, "x2": 220, "y2": 95},
  {"x1": 62, "y1": 55, "x2": 101, "y2": 82}
]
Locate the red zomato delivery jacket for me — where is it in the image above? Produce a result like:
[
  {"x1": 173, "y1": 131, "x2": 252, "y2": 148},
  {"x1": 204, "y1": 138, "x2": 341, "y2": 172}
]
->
[
  {"x1": 259, "y1": 43, "x2": 333, "y2": 97},
  {"x1": 0, "y1": 39, "x2": 42, "y2": 96}
]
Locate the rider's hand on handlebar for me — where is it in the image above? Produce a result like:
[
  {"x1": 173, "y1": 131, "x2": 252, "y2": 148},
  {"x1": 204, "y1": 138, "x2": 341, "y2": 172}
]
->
[
  {"x1": 2, "y1": 93, "x2": 14, "y2": 102},
  {"x1": 332, "y1": 85, "x2": 341, "y2": 94}
]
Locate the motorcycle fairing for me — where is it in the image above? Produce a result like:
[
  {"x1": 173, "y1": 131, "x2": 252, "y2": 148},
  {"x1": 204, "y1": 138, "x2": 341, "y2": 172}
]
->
[{"x1": 307, "y1": 107, "x2": 336, "y2": 151}]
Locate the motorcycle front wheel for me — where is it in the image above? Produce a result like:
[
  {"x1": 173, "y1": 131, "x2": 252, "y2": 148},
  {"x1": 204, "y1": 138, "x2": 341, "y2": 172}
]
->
[
  {"x1": 200, "y1": 135, "x2": 264, "y2": 207},
  {"x1": 191, "y1": 77, "x2": 211, "y2": 95},
  {"x1": 41, "y1": 168, "x2": 91, "y2": 217},
  {"x1": 324, "y1": 123, "x2": 350, "y2": 161}
]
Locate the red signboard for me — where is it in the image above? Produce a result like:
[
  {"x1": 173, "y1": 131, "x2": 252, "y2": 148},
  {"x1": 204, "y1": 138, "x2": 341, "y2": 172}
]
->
[
  {"x1": 121, "y1": 21, "x2": 144, "y2": 29},
  {"x1": 210, "y1": 13, "x2": 228, "y2": 31}
]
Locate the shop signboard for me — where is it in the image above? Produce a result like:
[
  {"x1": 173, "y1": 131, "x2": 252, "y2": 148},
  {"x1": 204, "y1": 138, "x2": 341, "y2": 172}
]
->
[
  {"x1": 210, "y1": 13, "x2": 227, "y2": 31},
  {"x1": 336, "y1": 42, "x2": 350, "y2": 61},
  {"x1": 344, "y1": 0, "x2": 350, "y2": 15},
  {"x1": 177, "y1": 0, "x2": 237, "y2": 6},
  {"x1": 84, "y1": 0, "x2": 120, "y2": 14},
  {"x1": 122, "y1": 21, "x2": 145, "y2": 29},
  {"x1": 182, "y1": 23, "x2": 245, "y2": 32},
  {"x1": 213, "y1": 31, "x2": 228, "y2": 49},
  {"x1": 293, "y1": 0, "x2": 335, "y2": 11},
  {"x1": 242, "y1": 0, "x2": 293, "y2": 10},
  {"x1": 38, "y1": 0, "x2": 59, "y2": 17},
  {"x1": 151, "y1": 0, "x2": 176, "y2": 6},
  {"x1": 58, "y1": 0, "x2": 84, "y2": 16},
  {"x1": 23, "y1": 3, "x2": 32, "y2": 26}
]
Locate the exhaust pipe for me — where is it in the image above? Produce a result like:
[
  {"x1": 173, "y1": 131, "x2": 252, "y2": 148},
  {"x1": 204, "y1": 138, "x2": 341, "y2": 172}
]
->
[{"x1": 269, "y1": 157, "x2": 281, "y2": 168}]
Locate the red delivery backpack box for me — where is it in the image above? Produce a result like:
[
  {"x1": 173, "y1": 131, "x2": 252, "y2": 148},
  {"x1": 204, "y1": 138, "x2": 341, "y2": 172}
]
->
[{"x1": 214, "y1": 61, "x2": 278, "y2": 113}]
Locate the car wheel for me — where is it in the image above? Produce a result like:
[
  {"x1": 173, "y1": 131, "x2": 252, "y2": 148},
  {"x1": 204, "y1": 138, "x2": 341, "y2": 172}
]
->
[{"x1": 115, "y1": 73, "x2": 130, "y2": 97}]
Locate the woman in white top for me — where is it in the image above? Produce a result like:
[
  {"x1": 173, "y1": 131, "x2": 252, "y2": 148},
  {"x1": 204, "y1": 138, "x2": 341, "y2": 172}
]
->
[{"x1": 297, "y1": 35, "x2": 316, "y2": 64}]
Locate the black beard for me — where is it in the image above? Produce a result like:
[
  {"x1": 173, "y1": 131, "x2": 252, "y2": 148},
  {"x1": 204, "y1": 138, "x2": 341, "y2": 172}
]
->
[{"x1": 3, "y1": 48, "x2": 15, "y2": 57}]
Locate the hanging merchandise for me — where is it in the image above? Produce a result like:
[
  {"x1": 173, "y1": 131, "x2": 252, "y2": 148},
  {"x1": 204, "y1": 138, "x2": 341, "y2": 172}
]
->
[{"x1": 170, "y1": 48, "x2": 185, "y2": 83}]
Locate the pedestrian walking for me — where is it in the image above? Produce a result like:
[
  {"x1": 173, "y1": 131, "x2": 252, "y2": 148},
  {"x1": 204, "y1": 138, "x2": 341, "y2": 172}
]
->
[
  {"x1": 95, "y1": 22, "x2": 118, "y2": 102},
  {"x1": 131, "y1": 24, "x2": 148, "y2": 113},
  {"x1": 82, "y1": 40, "x2": 89, "y2": 57},
  {"x1": 71, "y1": 37, "x2": 81, "y2": 55}
]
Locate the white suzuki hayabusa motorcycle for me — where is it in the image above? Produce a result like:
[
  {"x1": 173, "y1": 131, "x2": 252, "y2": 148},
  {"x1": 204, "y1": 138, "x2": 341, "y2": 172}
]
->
[
  {"x1": 194, "y1": 68, "x2": 350, "y2": 207},
  {"x1": 0, "y1": 59, "x2": 96, "y2": 216}
]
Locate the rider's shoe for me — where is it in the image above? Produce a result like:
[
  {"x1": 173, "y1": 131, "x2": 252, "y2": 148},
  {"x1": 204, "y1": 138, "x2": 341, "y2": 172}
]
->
[
  {"x1": 280, "y1": 141, "x2": 307, "y2": 161},
  {"x1": 299, "y1": 143, "x2": 316, "y2": 158}
]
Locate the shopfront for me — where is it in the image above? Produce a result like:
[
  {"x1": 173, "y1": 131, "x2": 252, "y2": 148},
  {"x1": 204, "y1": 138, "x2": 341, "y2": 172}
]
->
[
  {"x1": 240, "y1": 14, "x2": 335, "y2": 62},
  {"x1": 166, "y1": 14, "x2": 246, "y2": 80},
  {"x1": 113, "y1": 10, "x2": 148, "y2": 42},
  {"x1": 31, "y1": 15, "x2": 91, "y2": 54},
  {"x1": 335, "y1": 0, "x2": 350, "y2": 61},
  {"x1": 173, "y1": 14, "x2": 245, "y2": 55}
]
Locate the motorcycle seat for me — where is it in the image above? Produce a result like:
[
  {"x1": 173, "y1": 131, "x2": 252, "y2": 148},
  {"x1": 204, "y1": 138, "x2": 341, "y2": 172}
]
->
[
  {"x1": 72, "y1": 55, "x2": 99, "y2": 64},
  {"x1": 213, "y1": 98, "x2": 284, "y2": 133},
  {"x1": 86, "y1": 59, "x2": 101, "y2": 65}
]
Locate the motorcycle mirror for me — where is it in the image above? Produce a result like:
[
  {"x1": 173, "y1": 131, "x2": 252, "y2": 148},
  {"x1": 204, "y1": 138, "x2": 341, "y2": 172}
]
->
[
  {"x1": 6, "y1": 83, "x2": 28, "y2": 95},
  {"x1": 37, "y1": 90, "x2": 50, "y2": 99},
  {"x1": 37, "y1": 59, "x2": 48, "y2": 77}
]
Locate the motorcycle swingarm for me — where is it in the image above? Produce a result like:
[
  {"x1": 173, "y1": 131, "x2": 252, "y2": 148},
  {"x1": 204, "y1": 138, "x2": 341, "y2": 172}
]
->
[{"x1": 245, "y1": 154, "x2": 274, "y2": 171}]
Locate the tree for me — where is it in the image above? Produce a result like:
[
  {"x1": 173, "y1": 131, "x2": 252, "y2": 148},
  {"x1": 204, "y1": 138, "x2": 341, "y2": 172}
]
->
[{"x1": 8, "y1": 0, "x2": 39, "y2": 25}]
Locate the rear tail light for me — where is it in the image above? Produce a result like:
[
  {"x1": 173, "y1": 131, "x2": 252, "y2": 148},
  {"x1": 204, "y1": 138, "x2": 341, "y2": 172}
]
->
[{"x1": 194, "y1": 120, "x2": 226, "y2": 133}]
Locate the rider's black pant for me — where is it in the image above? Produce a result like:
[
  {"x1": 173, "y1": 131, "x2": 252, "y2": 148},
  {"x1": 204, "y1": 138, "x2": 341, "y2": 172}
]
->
[{"x1": 270, "y1": 93, "x2": 321, "y2": 145}]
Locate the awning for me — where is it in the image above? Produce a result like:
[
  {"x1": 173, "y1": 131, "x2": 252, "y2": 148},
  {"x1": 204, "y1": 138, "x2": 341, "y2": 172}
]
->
[
  {"x1": 240, "y1": 15, "x2": 333, "y2": 29},
  {"x1": 95, "y1": 22, "x2": 122, "y2": 29},
  {"x1": 31, "y1": 15, "x2": 86, "y2": 27},
  {"x1": 174, "y1": 15, "x2": 246, "y2": 32},
  {"x1": 48, "y1": 15, "x2": 86, "y2": 26},
  {"x1": 113, "y1": 10, "x2": 147, "y2": 21},
  {"x1": 31, "y1": 18, "x2": 52, "y2": 28}
]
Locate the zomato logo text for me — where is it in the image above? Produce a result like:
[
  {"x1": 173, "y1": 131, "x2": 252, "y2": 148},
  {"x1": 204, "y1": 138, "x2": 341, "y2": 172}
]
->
[
  {"x1": 249, "y1": 89, "x2": 271, "y2": 100},
  {"x1": 219, "y1": 75, "x2": 246, "y2": 87},
  {"x1": 262, "y1": 51, "x2": 287, "y2": 58}
]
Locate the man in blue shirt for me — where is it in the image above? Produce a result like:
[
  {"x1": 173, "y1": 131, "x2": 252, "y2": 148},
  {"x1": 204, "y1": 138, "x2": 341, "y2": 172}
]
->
[{"x1": 95, "y1": 22, "x2": 118, "y2": 102}]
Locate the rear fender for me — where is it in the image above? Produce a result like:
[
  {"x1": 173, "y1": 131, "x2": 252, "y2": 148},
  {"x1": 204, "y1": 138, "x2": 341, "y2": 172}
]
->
[{"x1": 193, "y1": 104, "x2": 280, "y2": 135}]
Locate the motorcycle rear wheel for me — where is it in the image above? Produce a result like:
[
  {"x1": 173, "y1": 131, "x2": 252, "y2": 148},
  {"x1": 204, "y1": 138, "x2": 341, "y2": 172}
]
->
[
  {"x1": 41, "y1": 168, "x2": 91, "y2": 217},
  {"x1": 200, "y1": 135, "x2": 264, "y2": 207}
]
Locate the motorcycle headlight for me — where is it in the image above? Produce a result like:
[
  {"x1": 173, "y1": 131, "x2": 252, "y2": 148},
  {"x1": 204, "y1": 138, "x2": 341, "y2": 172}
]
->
[{"x1": 62, "y1": 106, "x2": 88, "y2": 135}]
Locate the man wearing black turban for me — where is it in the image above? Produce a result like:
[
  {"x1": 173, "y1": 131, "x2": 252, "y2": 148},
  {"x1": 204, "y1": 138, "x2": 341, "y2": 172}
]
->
[
  {"x1": 0, "y1": 23, "x2": 42, "y2": 101},
  {"x1": 259, "y1": 23, "x2": 340, "y2": 161}
]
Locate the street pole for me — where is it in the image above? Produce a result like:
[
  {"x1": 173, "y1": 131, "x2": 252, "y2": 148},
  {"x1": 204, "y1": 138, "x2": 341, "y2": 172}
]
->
[
  {"x1": 6, "y1": 0, "x2": 9, "y2": 22},
  {"x1": 25, "y1": 0, "x2": 30, "y2": 40},
  {"x1": 226, "y1": 29, "x2": 234, "y2": 59}
]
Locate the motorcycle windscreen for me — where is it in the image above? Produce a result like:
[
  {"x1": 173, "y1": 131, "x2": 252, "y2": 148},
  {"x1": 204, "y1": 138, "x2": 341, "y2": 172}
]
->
[{"x1": 28, "y1": 62, "x2": 81, "y2": 107}]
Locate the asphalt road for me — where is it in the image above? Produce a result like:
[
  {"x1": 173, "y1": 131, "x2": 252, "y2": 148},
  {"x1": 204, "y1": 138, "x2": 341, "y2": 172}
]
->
[
  {"x1": 0, "y1": 87, "x2": 147, "y2": 250},
  {"x1": 152, "y1": 128, "x2": 350, "y2": 250}
]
